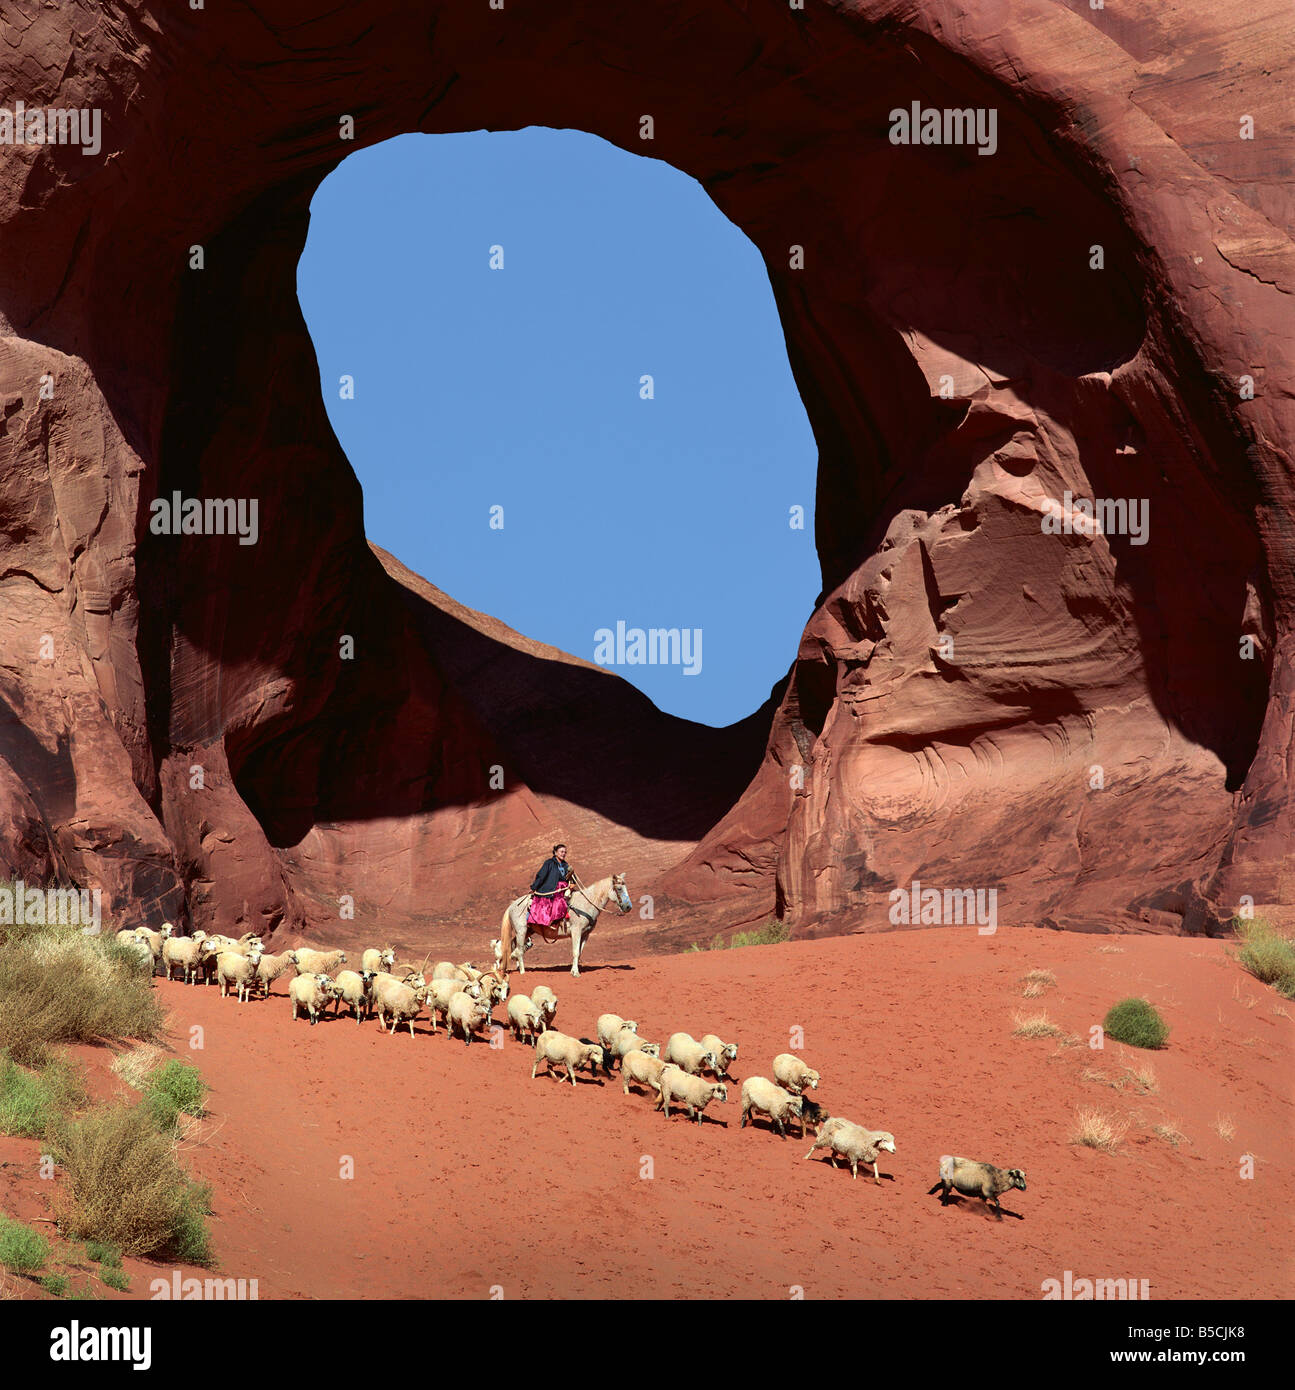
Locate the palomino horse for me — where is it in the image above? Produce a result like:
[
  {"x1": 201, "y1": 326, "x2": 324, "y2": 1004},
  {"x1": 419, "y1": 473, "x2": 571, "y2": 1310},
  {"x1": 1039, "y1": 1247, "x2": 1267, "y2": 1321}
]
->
[{"x1": 498, "y1": 873, "x2": 632, "y2": 977}]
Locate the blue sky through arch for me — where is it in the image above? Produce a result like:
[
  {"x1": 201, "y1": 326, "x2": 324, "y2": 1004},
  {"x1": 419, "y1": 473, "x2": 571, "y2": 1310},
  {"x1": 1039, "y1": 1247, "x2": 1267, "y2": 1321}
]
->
[{"x1": 298, "y1": 127, "x2": 818, "y2": 727}]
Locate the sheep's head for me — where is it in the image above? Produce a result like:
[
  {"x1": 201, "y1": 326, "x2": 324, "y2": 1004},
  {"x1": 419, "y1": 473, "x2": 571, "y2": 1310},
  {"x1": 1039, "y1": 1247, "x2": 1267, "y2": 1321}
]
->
[
  {"x1": 787, "y1": 1095, "x2": 804, "y2": 1116},
  {"x1": 711, "y1": 1083, "x2": 729, "y2": 1103},
  {"x1": 361, "y1": 969, "x2": 375, "y2": 986},
  {"x1": 623, "y1": 1019, "x2": 639, "y2": 1033},
  {"x1": 723, "y1": 1043, "x2": 739, "y2": 1063},
  {"x1": 1006, "y1": 1169, "x2": 1027, "y2": 1192},
  {"x1": 160, "y1": 923, "x2": 174, "y2": 938},
  {"x1": 638, "y1": 1043, "x2": 661, "y2": 1058},
  {"x1": 875, "y1": 1133, "x2": 896, "y2": 1154},
  {"x1": 701, "y1": 1051, "x2": 719, "y2": 1073},
  {"x1": 804, "y1": 1070, "x2": 820, "y2": 1090},
  {"x1": 286, "y1": 950, "x2": 299, "y2": 965},
  {"x1": 379, "y1": 948, "x2": 395, "y2": 969}
]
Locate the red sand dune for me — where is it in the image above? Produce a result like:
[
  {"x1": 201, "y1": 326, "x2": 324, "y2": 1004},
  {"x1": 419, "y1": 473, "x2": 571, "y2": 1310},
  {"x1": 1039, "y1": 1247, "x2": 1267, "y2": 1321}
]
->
[{"x1": 9, "y1": 927, "x2": 1284, "y2": 1301}]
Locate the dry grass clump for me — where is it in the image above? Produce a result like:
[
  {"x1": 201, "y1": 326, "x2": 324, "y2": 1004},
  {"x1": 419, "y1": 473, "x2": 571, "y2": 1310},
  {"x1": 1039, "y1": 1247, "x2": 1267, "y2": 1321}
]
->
[
  {"x1": 1070, "y1": 1106, "x2": 1127, "y2": 1152},
  {"x1": 111, "y1": 1044, "x2": 167, "y2": 1094},
  {"x1": 1095, "y1": 944, "x2": 1125, "y2": 954},
  {"x1": 1121, "y1": 1062, "x2": 1158, "y2": 1094},
  {"x1": 1021, "y1": 969, "x2": 1056, "y2": 998},
  {"x1": 47, "y1": 1103, "x2": 213, "y2": 1262},
  {"x1": 1012, "y1": 1010, "x2": 1063, "y2": 1039},
  {"x1": 1214, "y1": 1114, "x2": 1236, "y2": 1143},
  {"x1": 0, "y1": 924, "x2": 161, "y2": 1066},
  {"x1": 1152, "y1": 1121, "x2": 1187, "y2": 1147}
]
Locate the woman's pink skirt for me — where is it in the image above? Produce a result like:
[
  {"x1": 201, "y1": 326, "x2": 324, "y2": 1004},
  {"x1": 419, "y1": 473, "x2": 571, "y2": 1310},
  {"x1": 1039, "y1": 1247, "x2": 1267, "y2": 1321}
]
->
[{"x1": 527, "y1": 891, "x2": 569, "y2": 927}]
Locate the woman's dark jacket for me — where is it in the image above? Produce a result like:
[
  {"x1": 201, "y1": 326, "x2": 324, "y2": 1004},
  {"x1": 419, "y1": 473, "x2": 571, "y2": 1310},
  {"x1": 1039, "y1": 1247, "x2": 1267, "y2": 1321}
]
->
[{"x1": 531, "y1": 858, "x2": 572, "y2": 894}]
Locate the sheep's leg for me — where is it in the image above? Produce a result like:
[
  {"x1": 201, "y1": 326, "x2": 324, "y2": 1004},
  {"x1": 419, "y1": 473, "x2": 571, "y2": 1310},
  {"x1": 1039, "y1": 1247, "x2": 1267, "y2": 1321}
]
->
[
  {"x1": 850, "y1": 1159, "x2": 858, "y2": 1180},
  {"x1": 872, "y1": 1162, "x2": 881, "y2": 1186}
]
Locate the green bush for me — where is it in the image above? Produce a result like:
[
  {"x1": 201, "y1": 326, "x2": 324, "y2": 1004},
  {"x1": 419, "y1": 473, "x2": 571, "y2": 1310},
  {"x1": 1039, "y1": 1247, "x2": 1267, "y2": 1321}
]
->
[
  {"x1": 1104, "y1": 997, "x2": 1170, "y2": 1050},
  {"x1": 48, "y1": 1103, "x2": 215, "y2": 1262},
  {"x1": 0, "y1": 1051, "x2": 85, "y2": 1138},
  {"x1": 85, "y1": 1240, "x2": 122, "y2": 1268},
  {"x1": 0, "y1": 921, "x2": 162, "y2": 1066},
  {"x1": 0, "y1": 1216, "x2": 50, "y2": 1273},
  {"x1": 729, "y1": 920, "x2": 791, "y2": 949},
  {"x1": 144, "y1": 1060, "x2": 208, "y2": 1131},
  {"x1": 1232, "y1": 917, "x2": 1295, "y2": 999},
  {"x1": 40, "y1": 1272, "x2": 69, "y2": 1297},
  {"x1": 100, "y1": 1267, "x2": 130, "y2": 1293},
  {"x1": 687, "y1": 921, "x2": 789, "y2": 952}
]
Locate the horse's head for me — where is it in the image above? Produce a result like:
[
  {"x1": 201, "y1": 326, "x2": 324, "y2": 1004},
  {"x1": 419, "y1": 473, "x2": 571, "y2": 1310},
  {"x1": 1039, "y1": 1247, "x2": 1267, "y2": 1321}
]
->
[{"x1": 611, "y1": 873, "x2": 632, "y2": 914}]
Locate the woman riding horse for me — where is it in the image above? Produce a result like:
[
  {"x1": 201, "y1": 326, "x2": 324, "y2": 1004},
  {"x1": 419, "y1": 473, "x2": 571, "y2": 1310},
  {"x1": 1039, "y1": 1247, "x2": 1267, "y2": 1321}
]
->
[{"x1": 528, "y1": 843, "x2": 572, "y2": 933}]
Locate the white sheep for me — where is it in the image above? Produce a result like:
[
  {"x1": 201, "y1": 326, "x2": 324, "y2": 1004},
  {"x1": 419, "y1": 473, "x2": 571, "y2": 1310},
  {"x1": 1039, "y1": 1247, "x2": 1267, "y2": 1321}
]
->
[
  {"x1": 608, "y1": 1027, "x2": 659, "y2": 1072},
  {"x1": 331, "y1": 969, "x2": 378, "y2": 1024},
  {"x1": 216, "y1": 947, "x2": 264, "y2": 1003},
  {"x1": 361, "y1": 946, "x2": 396, "y2": 975},
  {"x1": 506, "y1": 994, "x2": 544, "y2": 1045},
  {"x1": 596, "y1": 1013, "x2": 638, "y2": 1051},
  {"x1": 431, "y1": 960, "x2": 471, "y2": 982},
  {"x1": 131, "y1": 923, "x2": 173, "y2": 974},
  {"x1": 529, "y1": 986, "x2": 558, "y2": 1031},
  {"x1": 772, "y1": 1053, "x2": 820, "y2": 1095},
  {"x1": 161, "y1": 933, "x2": 214, "y2": 984},
  {"x1": 621, "y1": 1050, "x2": 671, "y2": 1098},
  {"x1": 370, "y1": 974, "x2": 429, "y2": 1036},
  {"x1": 117, "y1": 931, "x2": 154, "y2": 971},
  {"x1": 662, "y1": 1033, "x2": 720, "y2": 1078},
  {"x1": 426, "y1": 977, "x2": 482, "y2": 1034},
  {"x1": 698, "y1": 1033, "x2": 739, "y2": 1079},
  {"x1": 288, "y1": 972, "x2": 338, "y2": 1026},
  {"x1": 928, "y1": 1156, "x2": 1027, "y2": 1219},
  {"x1": 739, "y1": 1077, "x2": 804, "y2": 1138},
  {"x1": 289, "y1": 946, "x2": 348, "y2": 976},
  {"x1": 804, "y1": 1119, "x2": 895, "y2": 1184},
  {"x1": 532, "y1": 1032, "x2": 605, "y2": 1086},
  {"x1": 656, "y1": 1066, "x2": 728, "y2": 1124},
  {"x1": 447, "y1": 991, "x2": 491, "y2": 1046},
  {"x1": 248, "y1": 948, "x2": 297, "y2": 999}
]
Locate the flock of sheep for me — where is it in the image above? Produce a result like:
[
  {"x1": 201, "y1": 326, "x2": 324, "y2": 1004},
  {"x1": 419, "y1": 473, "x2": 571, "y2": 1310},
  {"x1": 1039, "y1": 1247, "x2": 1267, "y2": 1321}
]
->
[{"x1": 116, "y1": 923, "x2": 1029, "y2": 1218}]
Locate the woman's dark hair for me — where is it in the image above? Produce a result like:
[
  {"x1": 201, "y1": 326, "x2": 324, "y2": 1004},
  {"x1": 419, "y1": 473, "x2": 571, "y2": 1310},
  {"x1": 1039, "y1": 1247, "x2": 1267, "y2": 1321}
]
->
[{"x1": 553, "y1": 843, "x2": 566, "y2": 856}]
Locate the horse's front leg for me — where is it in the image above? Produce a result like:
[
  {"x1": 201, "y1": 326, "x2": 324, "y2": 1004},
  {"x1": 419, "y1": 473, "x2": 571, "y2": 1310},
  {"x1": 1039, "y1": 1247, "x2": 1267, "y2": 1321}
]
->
[{"x1": 570, "y1": 924, "x2": 583, "y2": 977}]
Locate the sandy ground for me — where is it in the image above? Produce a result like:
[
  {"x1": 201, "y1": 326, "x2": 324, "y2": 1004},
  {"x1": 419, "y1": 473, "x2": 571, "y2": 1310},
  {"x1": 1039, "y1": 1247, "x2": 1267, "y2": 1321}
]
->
[{"x1": 3, "y1": 926, "x2": 1291, "y2": 1300}]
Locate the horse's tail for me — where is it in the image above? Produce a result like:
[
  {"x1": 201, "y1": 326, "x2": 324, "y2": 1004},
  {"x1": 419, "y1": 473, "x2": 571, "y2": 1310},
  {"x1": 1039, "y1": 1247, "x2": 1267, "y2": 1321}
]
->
[{"x1": 499, "y1": 902, "x2": 515, "y2": 977}]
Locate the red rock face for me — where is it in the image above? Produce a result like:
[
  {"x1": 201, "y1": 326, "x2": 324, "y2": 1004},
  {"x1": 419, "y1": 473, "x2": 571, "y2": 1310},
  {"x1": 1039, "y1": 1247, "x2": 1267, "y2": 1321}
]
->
[{"x1": 0, "y1": 1, "x2": 1289, "y2": 946}]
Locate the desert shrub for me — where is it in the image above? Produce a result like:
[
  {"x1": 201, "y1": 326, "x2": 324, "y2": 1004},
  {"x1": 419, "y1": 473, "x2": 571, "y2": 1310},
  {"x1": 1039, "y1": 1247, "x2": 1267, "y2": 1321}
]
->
[
  {"x1": 1103, "y1": 997, "x2": 1170, "y2": 1049},
  {"x1": 0, "y1": 923, "x2": 162, "y2": 1066},
  {"x1": 689, "y1": 921, "x2": 789, "y2": 951},
  {"x1": 48, "y1": 1103, "x2": 215, "y2": 1262},
  {"x1": 1012, "y1": 1010, "x2": 1062, "y2": 1039},
  {"x1": 40, "y1": 1273, "x2": 69, "y2": 1297},
  {"x1": 0, "y1": 1217, "x2": 49, "y2": 1273},
  {"x1": 729, "y1": 920, "x2": 790, "y2": 948},
  {"x1": 0, "y1": 1051, "x2": 85, "y2": 1137},
  {"x1": 100, "y1": 1267, "x2": 130, "y2": 1293},
  {"x1": 1232, "y1": 917, "x2": 1295, "y2": 999},
  {"x1": 143, "y1": 1060, "x2": 208, "y2": 1132}
]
